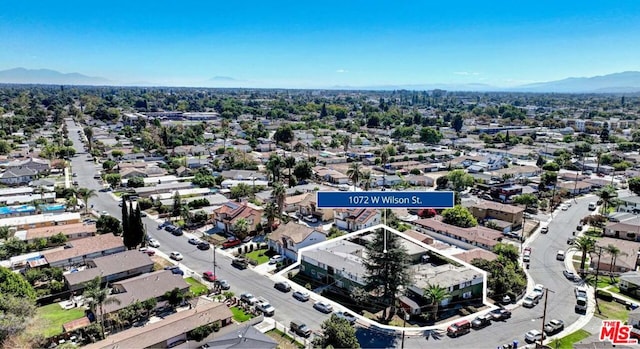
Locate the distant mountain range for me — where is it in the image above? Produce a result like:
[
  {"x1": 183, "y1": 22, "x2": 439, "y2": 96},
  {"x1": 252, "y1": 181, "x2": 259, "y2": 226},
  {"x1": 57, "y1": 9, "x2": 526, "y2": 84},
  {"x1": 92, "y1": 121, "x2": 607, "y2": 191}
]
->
[
  {"x1": 0, "y1": 67, "x2": 112, "y2": 85},
  {"x1": 2, "y1": 67, "x2": 640, "y2": 93}
]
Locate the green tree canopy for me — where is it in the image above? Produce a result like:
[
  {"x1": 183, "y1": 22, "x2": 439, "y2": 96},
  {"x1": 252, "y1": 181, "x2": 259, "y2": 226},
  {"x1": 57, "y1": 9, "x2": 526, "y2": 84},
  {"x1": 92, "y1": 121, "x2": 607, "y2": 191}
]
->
[
  {"x1": 312, "y1": 314, "x2": 360, "y2": 349},
  {"x1": 419, "y1": 127, "x2": 443, "y2": 144},
  {"x1": 0, "y1": 267, "x2": 36, "y2": 301},
  {"x1": 446, "y1": 170, "x2": 475, "y2": 192},
  {"x1": 441, "y1": 205, "x2": 477, "y2": 228}
]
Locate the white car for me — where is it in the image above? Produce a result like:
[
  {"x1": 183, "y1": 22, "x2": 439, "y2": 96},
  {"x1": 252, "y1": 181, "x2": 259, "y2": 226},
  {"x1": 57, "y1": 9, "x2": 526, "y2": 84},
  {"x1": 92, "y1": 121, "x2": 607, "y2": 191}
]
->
[
  {"x1": 269, "y1": 255, "x2": 284, "y2": 264},
  {"x1": 522, "y1": 294, "x2": 539, "y2": 308},
  {"x1": 560, "y1": 204, "x2": 569, "y2": 211},
  {"x1": 533, "y1": 284, "x2": 545, "y2": 298},
  {"x1": 170, "y1": 252, "x2": 183, "y2": 261},
  {"x1": 313, "y1": 301, "x2": 334, "y2": 313},
  {"x1": 525, "y1": 329, "x2": 544, "y2": 343},
  {"x1": 148, "y1": 239, "x2": 160, "y2": 248}
]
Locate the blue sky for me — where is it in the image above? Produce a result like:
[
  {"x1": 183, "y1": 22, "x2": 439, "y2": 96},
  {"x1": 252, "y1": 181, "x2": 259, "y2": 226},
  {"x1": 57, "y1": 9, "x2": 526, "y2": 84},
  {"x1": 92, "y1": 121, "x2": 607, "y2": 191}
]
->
[{"x1": 2, "y1": 1, "x2": 640, "y2": 88}]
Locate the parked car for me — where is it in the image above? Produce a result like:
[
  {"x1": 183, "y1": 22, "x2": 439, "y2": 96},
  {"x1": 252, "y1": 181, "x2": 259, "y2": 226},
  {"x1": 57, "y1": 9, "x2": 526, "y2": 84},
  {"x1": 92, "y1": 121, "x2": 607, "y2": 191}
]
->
[
  {"x1": 148, "y1": 239, "x2": 160, "y2": 248},
  {"x1": 447, "y1": 320, "x2": 471, "y2": 337},
  {"x1": 313, "y1": 301, "x2": 333, "y2": 313},
  {"x1": 471, "y1": 314, "x2": 492, "y2": 329},
  {"x1": 290, "y1": 320, "x2": 312, "y2": 337},
  {"x1": 560, "y1": 204, "x2": 569, "y2": 211},
  {"x1": 203, "y1": 271, "x2": 217, "y2": 282},
  {"x1": 544, "y1": 319, "x2": 564, "y2": 334},
  {"x1": 274, "y1": 281, "x2": 291, "y2": 292},
  {"x1": 170, "y1": 251, "x2": 183, "y2": 261},
  {"x1": 334, "y1": 311, "x2": 357, "y2": 325},
  {"x1": 188, "y1": 238, "x2": 201, "y2": 245},
  {"x1": 533, "y1": 284, "x2": 545, "y2": 299},
  {"x1": 563, "y1": 270, "x2": 578, "y2": 281},
  {"x1": 556, "y1": 250, "x2": 565, "y2": 261},
  {"x1": 523, "y1": 294, "x2": 539, "y2": 308},
  {"x1": 222, "y1": 237, "x2": 241, "y2": 249},
  {"x1": 164, "y1": 265, "x2": 184, "y2": 275},
  {"x1": 255, "y1": 297, "x2": 275, "y2": 316},
  {"x1": 216, "y1": 279, "x2": 230, "y2": 290},
  {"x1": 303, "y1": 215, "x2": 318, "y2": 223},
  {"x1": 231, "y1": 257, "x2": 248, "y2": 269},
  {"x1": 525, "y1": 329, "x2": 545, "y2": 343},
  {"x1": 138, "y1": 247, "x2": 155, "y2": 256},
  {"x1": 489, "y1": 308, "x2": 511, "y2": 320},
  {"x1": 165, "y1": 225, "x2": 177, "y2": 233},
  {"x1": 171, "y1": 228, "x2": 184, "y2": 236},
  {"x1": 269, "y1": 255, "x2": 284, "y2": 264},
  {"x1": 197, "y1": 241, "x2": 210, "y2": 250},
  {"x1": 540, "y1": 226, "x2": 548, "y2": 234},
  {"x1": 240, "y1": 293, "x2": 258, "y2": 305},
  {"x1": 292, "y1": 291, "x2": 310, "y2": 302}
]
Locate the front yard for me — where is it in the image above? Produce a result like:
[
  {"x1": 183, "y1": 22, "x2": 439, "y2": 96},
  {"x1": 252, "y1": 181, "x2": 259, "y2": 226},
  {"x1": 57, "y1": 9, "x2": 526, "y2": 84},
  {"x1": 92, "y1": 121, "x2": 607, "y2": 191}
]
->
[
  {"x1": 185, "y1": 277, "x2": 208, "y2": 296},
  {"x1": 230, "y1": 306, "x2": 255, "y2": 322},
  {"x1": 244, "y1": 248, "x2": 270, "y2": 265},
  {"x1": 37, "y1": 303, "x2": 86, "y2": 337},
  {"x1": 266, "y1": 329, "x2": 305, "y2": 349},
  {"x1": 595, "y1": 299, "x2": 629, "y2": 321},
  {"x1": 548, "y1": 329, "x2": 591, "y2": 349}
]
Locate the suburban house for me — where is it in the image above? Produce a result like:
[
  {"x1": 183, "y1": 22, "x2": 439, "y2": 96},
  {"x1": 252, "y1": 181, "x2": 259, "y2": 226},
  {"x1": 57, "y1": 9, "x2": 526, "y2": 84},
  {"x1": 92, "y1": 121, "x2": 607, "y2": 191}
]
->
[
  {"x1": 0, "y1": 167, "x2": 38, "y2": 185},
  {"x1": 16, "y1": 222, "x2": 97, "y2": 244},
  {"x1": 283, "y1": 193, "x2": 311, "y2": 213},
  {"x1": 469, "y1": 201, "x2": 524, "y2": 232},
  {"x1": 119, "y1": 167, "x2": 148, "y2": 179},
  {"x1": 268, "y1": 221, "x2": 327, "y2": 261},
  {"x1": 604, "y1": 221, "x2": 640, "y2": 242},
  {"x1": 85, "y1": 299, "x2": 233, "y2": 349},
  {"x1": 297, "y1": 193, "x2": 334, "y2": 222},
  {"x1": 617, "y1": 196, "x2": 640, "y2": 214},
  {"x1": 556, "y1": 181, "x2": 593, "y2": 195},
  {"x1": 98, "y1": 270, "x2": 190, "y2": 316},
  {"x1": 203, "y1": 324, "x2": 277, "y2": 349},
  {"x1": 492, "y1": 165, "x2": 542, "y2": 179},
  {"x1": 412, "y1": 218, "x2": 504, "y2": 251},
  {"x1": 619, "y1": 271, "x2": 640, "y2": 299},
  {"x1": 212, "y1": 201, "x2": 263, "y2": 233},
  {"x1": 64, "y1": 250, "x2": 155, "y2": 292},
  {"x1": 313, "y1": 166, "x2": 350, "y2": 184},
  {"x1": 451, "y1": 248, "x2": 499, "y2": 264},
  {"x1": 589, "y1": 237, "x2": 640, "y2": 274},
  {"x1": 40, "y1": 234, "x2": 126, "y2": 268},
  {"x1": 334, "y1": 208, "x2": 381, "y2": 232},
  {"x1": 0, "y1": 212, "x2": 82, "y2": 230},
  {"x1": 4, "y1": 157, "x2": 51, "y2": 173}
]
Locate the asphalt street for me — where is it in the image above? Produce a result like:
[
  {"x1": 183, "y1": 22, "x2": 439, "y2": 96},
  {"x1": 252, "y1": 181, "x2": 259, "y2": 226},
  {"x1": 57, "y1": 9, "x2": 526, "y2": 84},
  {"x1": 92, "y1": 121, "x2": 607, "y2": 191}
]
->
[
  {"x1": 64, "y1": 119, "x2": 332, "y2": 341},
  {"x1": 65, "y1": 119, "x2": 597, "y2": 348}
]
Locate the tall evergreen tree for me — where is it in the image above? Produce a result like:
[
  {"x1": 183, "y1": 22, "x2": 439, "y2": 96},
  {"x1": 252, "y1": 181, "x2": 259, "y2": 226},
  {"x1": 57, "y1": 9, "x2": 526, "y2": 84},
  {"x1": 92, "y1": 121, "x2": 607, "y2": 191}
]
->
[
  {"x1": 123, "y1": 202, "x2": 137, "y2": 249},
  {"x1": 363, "y1": 228, "x2": 412, "y2": 321},
  {"x1": 121, "y1": 197, "x2": 129, "y2": 236},
  {"x1": 134, "y1": 204, "x2": 144, "y2": 247}
]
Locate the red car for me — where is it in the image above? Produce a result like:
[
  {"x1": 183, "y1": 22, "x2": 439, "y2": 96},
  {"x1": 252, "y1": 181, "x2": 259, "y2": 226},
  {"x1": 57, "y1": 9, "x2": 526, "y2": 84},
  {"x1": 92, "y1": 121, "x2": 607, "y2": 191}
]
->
[
  {"x1": 222, "y1": 238, "x2": 241, "y2": 249},
  {"x1": 203, "y1": 271, "x2": 217, "y2": 282},
  {"x1": 139, "y1": 247, "x2": 155, "y2": 256}
]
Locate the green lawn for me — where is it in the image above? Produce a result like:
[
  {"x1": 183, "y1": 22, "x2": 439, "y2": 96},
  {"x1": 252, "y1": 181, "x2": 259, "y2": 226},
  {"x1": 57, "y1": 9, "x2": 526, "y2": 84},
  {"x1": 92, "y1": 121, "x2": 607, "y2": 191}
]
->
[
  {"x1": 595, "y1": 299, "x2": 629, "y2": 321},
  {"x1": 596, "y1": 277, "x2": 619, "y2": 289},
  {"x1": 37, "y1": 303, "x2": 86, "y2": 337},
  {"x1": 230, "y1": 306, "x2": 255, "y2": 322},
  {"x1": 548, "y1": 329, "x2": 591, "y2": 349},
  {"x1": 266, "y1": 329, "x2": 305, "y2": 349},
  {"x1": 185, "y1": 277, "x2": 208, "y2": 296},
  {"x1": 245, "y1": 248, "x2": 270, "y2": 265}
]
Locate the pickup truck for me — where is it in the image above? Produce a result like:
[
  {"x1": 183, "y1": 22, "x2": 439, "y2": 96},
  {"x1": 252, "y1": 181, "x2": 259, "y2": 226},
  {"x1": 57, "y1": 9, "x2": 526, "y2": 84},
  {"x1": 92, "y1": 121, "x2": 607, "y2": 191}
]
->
[
  {"x1": 256, "y1": 297, "x2": 276, "y2": 316},
  {"x1": 231, "y1": 257, "x2": 248, "y2": 269},
  {"x1": 544, "y1": 319, "x2": 564, "y2": 334}
]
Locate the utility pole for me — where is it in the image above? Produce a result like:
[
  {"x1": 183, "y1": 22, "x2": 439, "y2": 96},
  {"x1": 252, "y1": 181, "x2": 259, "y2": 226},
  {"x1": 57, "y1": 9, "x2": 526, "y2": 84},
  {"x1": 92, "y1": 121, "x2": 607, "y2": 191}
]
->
[
  {"x1": 213, "y1": 245, "x2": 217, "y2": 279},
  {"x1": 540, "y1": 288, "x2": 553, "y2": 347}
]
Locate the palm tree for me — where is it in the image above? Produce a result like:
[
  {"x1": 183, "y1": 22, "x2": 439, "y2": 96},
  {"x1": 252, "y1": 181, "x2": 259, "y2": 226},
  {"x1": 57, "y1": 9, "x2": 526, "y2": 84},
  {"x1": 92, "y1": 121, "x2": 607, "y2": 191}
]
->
[
  {"x1": 568, "y1": 236, "x2": 597, "y2": 276},
  {"x1": 233, "y1": 218, "x2": 250, "y2": 239},
  {"x1": 284, "y1": 156, "x2": 296, "y2": 187},
  {"x1": 423, "y1": 284, "x2": 450, "y2": 321},
  {"x1": 380, "y1": 150, "x2": 389, "y2": 188},
  {"x1": 263, "y1": 202, "x2": 278, "y2": 232},
  {"x1": 266, "y1": 154, "x2": 285, "y2": 182},
  {"x1": 347, "y1": 162, "x2": 363, "y2": 190},
  {"x1": 83, "y1": 276, "x2": 121, "y2": 339},
  {"x1": 272, "y1": 183, "x2": 286, "y2": 218},
  {"x1": 605, "y1": 244, "x2": 627, "y2": 278},
  {"x1": 361, "y1": 170, "x2": 372, "y2": 191},
  {"x1": 77, "y1": 187, "x2": 97, "y2": 214},
  {"x1": 597, "y1": 185, "x2": 618, "y2": 214}
]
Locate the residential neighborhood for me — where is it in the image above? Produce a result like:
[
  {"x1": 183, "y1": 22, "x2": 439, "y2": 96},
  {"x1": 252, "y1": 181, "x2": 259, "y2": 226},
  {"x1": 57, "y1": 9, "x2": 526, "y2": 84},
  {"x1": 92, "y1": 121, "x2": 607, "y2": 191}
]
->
[{"x1": 0, "y1": 86, "x2": 640, "y2": 349}]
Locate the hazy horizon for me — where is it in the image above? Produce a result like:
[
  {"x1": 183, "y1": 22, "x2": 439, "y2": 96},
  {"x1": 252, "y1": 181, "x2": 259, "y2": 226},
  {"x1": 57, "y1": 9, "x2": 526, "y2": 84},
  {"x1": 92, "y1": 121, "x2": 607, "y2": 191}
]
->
[{"x1": 2, "y1": 1, "x2": 640, "y2": 88}]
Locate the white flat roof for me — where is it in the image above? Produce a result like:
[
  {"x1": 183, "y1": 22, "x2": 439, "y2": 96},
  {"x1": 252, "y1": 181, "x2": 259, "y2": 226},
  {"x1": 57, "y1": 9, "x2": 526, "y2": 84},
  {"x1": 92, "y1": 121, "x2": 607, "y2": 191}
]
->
[{"x1": 0, "y1": 212, "x2": 81, "y2": 228}]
